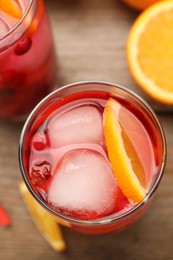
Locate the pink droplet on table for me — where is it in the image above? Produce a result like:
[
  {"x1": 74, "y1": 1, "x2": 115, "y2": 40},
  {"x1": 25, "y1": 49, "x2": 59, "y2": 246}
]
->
[{"x1": 0, "y1": 206, "x2": 11, "y2": 227}]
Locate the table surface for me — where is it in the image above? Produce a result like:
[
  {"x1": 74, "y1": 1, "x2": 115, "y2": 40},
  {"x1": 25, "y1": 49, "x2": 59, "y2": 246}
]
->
[{"x1": 1, "y1": 0, "x2": 173, "y2": 259}]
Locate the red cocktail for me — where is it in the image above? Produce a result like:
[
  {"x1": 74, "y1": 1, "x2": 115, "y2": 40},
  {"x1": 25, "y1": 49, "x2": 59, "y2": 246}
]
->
[
  {"x1": 0, "y1": 0, "x2": 57, "y2": 119},
  {"x1": 19, "y1": 82, "x2": 166, "y2": 234}
]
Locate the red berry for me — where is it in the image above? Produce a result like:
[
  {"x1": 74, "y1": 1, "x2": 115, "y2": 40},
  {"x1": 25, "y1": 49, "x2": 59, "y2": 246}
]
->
[
  {"x1": 31, "y1": 132, "x2": 48, "y2": 151},
  {"x1": 14, "y1": 37, "x2": 32, "y2": 55},
  {"x1": 30, "y1": 160, "x2": 52, "y2": 186}
]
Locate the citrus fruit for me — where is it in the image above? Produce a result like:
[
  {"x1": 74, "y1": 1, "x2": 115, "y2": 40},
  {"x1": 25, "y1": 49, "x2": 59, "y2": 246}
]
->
[
  {"x1": 0, "y1": 0, "x2": 22, "y2": 19},
  {"x1": 127, "y1": 1, "x2": 173, "y2": 105},
  {"x1": 19, "y1": 182, "x2": 66, "y2": 252},
  {"x1": 103, "y1": 98, "x2": 146, "y2": 203},
  {"x1": 122, "y1": 0, "x2": 159, "y2": 11}
]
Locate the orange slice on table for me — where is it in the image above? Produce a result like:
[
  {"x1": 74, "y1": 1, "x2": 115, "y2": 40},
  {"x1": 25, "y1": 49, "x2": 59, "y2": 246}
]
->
[
  {"x1": 122, "y1": 0, "x2": 159, "y2": 11},
  {"x1": 19, "y1": 182, "x2": 66, "y2": 252},
  {"x1": 127, "y1": 1, "x2": 173, "y2": 105},
  {"x1": 103, "y1": 98, "x2": 146, "y2": 203},
  {"x1": 0, "y1": 0, "x2": 22, "y2": 19}
]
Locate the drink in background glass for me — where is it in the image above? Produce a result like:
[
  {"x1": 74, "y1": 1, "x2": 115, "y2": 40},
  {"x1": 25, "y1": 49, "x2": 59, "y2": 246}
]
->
[
  {"x1": 19, "y1": 82, "x2": 166, "y2": 234},
  {"x1": 0, "y1": 0, "x2": 57, "y2": 119}
]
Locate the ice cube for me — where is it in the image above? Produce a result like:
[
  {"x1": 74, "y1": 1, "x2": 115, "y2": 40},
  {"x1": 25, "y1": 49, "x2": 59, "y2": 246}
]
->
[
  {"x1": 0, "y1": 17, "x2": 10, "y2": 38},
  {"x1": 48, "y1": 149, "x2": 118, "y2": 220},
  {"x1": 47, "y1": 105, "x2": 104, "y2": 148},
  {"x1": 49, "y1": 143, "x2": 108, "y2": 173}
]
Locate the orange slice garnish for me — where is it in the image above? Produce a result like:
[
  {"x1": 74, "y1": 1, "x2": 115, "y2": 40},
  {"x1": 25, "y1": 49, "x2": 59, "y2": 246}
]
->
[
  {"x1": 19, "y1": 182, "x2": 66, "y2": 252},
  {"x1": 0, "y1": 0, "x2": 22, "y2": 19},
  {"x1": 127, "y1": 1, "x2": 173, "y2": 105},
  {"x1": 103, "y1": 98, "x2": 146, "y2": 203}
]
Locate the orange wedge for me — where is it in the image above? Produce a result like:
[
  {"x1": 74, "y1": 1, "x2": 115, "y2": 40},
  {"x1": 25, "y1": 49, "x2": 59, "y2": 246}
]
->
[
  {"x1": 103, "y1": 98, "x2": 146, "y2": 203},
  {"x1": 0, "y1": 0, "x2": 22, "y2": 19},
  {"x1": 19, "y1": 182, "x2": 66, "y2": 252},
  {"x1": 127, "y1": 1, "x2": 173, "y2": 105},
  {"x1": 122, "y1": 0, "x2": 159, "y2": 11}
]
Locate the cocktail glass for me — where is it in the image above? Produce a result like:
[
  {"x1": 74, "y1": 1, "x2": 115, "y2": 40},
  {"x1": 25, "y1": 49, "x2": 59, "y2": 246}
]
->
[
  {"x1": 0, "y1": 0, "x2": 57, "y2": 119},
  {"x1": 19, "y1": 81, "x2": 166, "y2": 235}
]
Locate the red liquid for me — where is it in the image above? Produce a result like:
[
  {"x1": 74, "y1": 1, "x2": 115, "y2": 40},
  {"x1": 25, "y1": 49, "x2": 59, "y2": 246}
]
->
[
  {"x1": 25, "y1": 90, "x2": 161, "y2": 225},
  {"x1": 0, "y1": 0, "x2": 57, "y2": 119}
]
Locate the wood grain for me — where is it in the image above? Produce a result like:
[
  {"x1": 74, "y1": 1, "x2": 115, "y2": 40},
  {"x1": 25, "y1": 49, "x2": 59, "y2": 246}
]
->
[{"x1": 0, "y1": 0, "x2": 173, "y2": 259}]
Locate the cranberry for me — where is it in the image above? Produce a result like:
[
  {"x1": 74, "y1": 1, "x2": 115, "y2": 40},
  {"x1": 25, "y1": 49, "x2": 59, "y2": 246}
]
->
[
  {"x1": 14, "y1": 37, "x2": 32, "y2": 55},
  {"x1": 30, "y1": 160, "x2": 51, "y2": 186},
  {"x1": 31, "y1": 132, "x2": 48, "y2": 151}
]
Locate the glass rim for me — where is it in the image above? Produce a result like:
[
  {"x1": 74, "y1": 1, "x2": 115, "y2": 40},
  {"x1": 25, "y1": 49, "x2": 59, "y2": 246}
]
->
[
  {"x1": 0, "y1": 0, "x2": 35, "y2": 42},
  {"x1": 18, "y1": 80, "x2": 167, "y2": 227}
]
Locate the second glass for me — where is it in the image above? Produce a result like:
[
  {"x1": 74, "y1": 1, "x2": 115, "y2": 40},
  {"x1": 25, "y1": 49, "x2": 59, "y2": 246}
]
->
[{"x1": 0, "y1": 0, "x2": 57, "y2": 119}]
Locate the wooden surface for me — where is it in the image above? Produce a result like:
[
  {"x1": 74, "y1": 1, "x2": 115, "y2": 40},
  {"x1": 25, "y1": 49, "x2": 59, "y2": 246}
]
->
[{"x1": 0, "y1": 0, "x2": 173, "y2": 259}]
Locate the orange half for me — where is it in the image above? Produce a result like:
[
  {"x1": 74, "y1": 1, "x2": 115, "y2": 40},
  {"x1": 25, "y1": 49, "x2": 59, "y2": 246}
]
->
[
  {"x1": 0, "y1": 0, "x2": 22, "y2": 19},
  {"x1": 127, "y1": 1, "x2": 173, "y2": 105},
  {"x1": 103, "y1": 98, "x2": 146, "y2": 203}
]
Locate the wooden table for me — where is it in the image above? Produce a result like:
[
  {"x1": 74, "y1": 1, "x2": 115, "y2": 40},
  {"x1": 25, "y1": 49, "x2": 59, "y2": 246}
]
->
[{"x1": 1, "y1": 0, "x2": 173, "y2": 259}]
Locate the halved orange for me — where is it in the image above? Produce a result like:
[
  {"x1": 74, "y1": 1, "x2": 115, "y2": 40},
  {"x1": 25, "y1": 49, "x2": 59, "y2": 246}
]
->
[
  {"x1": 103, "y1": 98, "x2": 146, "y2": 203},
  {"x1": 127, "y1": 1, "x2": 173, "y2": 105},
  {"x1": 19, "y1": 182, "x2": 66, "y2": 252},
  {"x1": 122, "y1": 0, "x2": 159, "y2": 11},
  {"x1": 0, "y1": 0, "x2": 22, "y2": 19}
]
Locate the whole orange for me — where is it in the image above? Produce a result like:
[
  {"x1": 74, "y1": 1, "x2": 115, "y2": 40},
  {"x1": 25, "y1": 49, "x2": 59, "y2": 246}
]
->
[{"x1": 122, "y1": 0, "x2": 160, "y2": 11}]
